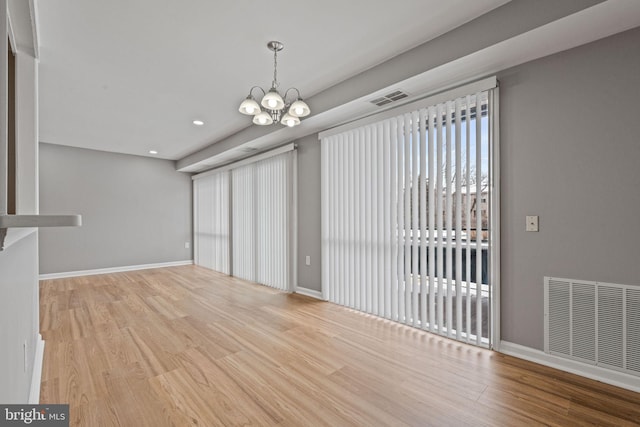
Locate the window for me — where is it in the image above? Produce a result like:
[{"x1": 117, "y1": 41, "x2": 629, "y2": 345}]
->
[
  {"x1": 232, "y1": 153, "x2": 292, "y2": 290},
  {"x1": 193, "y1": 147, "x2": 296, "y2": 292},
  {"x1": 193, "y1": 171, "x2": 230, "y2": 274},
  {"x1": 321, "y1": 79, "x2": 498, "y2": 347}
]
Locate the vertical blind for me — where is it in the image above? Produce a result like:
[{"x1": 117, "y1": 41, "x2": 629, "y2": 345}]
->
[
  {"x1": 193, "y1": 148, "x2": 295, "y2": 292},
  {"x1": 321, "y1": 86, "x2": 496, "y2": 346},
  {"x1": 232, "y1": 152, "x2": 292, "y2": 291},
  {"x1": 193, "y1": 171, "x2": 230, "y2": 274}
]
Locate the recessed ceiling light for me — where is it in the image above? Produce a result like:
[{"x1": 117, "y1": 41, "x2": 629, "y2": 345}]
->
[
  {"x1": 149, "y1": 150, "x2": 158, "y2": 154},
  {"x1": 192, "y1": 120, "x2": 204, "y2": 126}
]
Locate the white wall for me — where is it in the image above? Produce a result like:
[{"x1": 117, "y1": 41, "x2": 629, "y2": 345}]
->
[
  {"x1": 0, "y1": 232, "x2": 39, "y2": 402},
  {"x1": 0, "y1": 2, "x2": 41, "y2": 403}
]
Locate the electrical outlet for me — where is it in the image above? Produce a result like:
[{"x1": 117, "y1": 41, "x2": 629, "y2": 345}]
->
[
  {"x1": 305, "y1": 256, "x2": 311, "y2": 266},
  {"x1": 185, "y1": 242, "x2": 190, "y2": 249},
  {"x1": 526, "y1": 215, "x2": 539, "y2": 232}
]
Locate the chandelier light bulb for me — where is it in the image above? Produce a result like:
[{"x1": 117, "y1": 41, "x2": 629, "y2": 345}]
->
[
  {"x1": 253, "y1": 111, "x2": 273, "y2": 125},
  {"x1": 261, "y1": 88, "x2": 285, "y2": 111},
  {"x1": 281, "y1": 113, "x2": 300, "y2": 127},
  {"x1": 288, "y1": 99, "x2": 310, "y2": 118},
  {"x1": 239, "y1": 96, "x2": 261, "y2": 115}
]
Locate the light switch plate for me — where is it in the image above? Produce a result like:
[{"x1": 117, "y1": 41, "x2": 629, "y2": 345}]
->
[
  {"x1": 526, "y1": 215, "x2": 539, "y2": 232},
  {"x1": 305, "y1": 256, "x2": 311, "y2": 266}
]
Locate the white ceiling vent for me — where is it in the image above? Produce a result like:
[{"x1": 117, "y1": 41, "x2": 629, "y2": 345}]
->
[{"x1": 369, "y1": 90, "x2": 410, "y2": 107}]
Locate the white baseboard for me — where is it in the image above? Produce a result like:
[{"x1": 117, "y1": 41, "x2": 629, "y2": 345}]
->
[
  {"x1": 499, "y1": 341, "x2": 640, "y2": 393},
  {"x1": 39, "y1": 260, "x2": 194, "y2": 280},
  {"x1": 28, "y1": 334, "x2": 45, "y2": 404},
  {"x1": 295, "y1": 287, "x2": 325, "y2": 300}
]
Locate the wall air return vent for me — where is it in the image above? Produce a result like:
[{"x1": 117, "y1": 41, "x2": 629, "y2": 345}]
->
[
  {"x1": 544, "y1": 277, "x2": 640, "y2": 377},
  {"x1": 369, "y1": 90, "x2": 410, "y2": 107}
]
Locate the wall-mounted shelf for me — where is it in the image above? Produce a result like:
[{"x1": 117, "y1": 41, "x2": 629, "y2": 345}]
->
[
  {"x1": 0, "y1": 214, "x2": 82, "y2": 251},
  {"x1": 0, "y1": 214, "x2": 82, "y2": 228}
]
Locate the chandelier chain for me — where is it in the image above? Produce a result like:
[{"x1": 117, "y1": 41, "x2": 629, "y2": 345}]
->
[{"x1": 272, "y1": 49, "x2": 279, "y2": 89}]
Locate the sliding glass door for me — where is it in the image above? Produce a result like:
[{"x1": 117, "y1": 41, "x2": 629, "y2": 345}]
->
[
  {"x1": 232, "y1": 152, "x2": 293, "y2": 291},
  {"x1": 194, "y1": 171, "x2": 230, "y2": 274},
  {"x1": 321, "y1": 81, "x2": 498, "y2": 347},
  {"x1": 193, "y1": 148, "x2": 296, "y2": 292}
]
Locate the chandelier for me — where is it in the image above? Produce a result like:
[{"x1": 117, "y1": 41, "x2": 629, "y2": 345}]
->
[{"x1": 238, "y1": 41, "x2": 310, "y2": 127}]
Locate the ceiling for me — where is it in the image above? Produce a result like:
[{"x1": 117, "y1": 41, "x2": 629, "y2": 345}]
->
[{"x1": 36, "y1": 0, "x2": 510, "y2": 160}]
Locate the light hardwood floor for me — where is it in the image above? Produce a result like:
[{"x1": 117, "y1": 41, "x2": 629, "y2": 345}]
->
[{"x1": 39, "y1": 265, "x2": 640, "y2": 426}]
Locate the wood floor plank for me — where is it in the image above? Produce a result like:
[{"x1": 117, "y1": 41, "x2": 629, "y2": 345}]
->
[
  {"x1": 177, "y1": 347, "x2": 277, "y2": 425},
  {"x1": 217, "y1": 350, "x2": 350, "y2": 427},
  {"x1": 149, "y1": 368, "x2": 231, "y2": 426},
  {"x1": 145, "y1": 295, "x2": 187, "y2": 320},
  {"x1": 39, "y1": 265, "x2": 640, "y2": 426}
]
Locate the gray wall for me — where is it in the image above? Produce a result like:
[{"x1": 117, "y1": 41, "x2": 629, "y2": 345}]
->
[
  {"x1": 0, "y1": 232, "x2": 39, "y2": 403},
  {"x1": 39, "y1": 144, "x2": 192, "y2": 274},
  {"x1": 498, "y1": 27, "x2": 640, "y2": 349},
  {"x1": 295, "y1": 27, "x2": 640, "y2": 350},
  {"x1": 297, "y1": 135, "x2": 322, "y2": 292}
]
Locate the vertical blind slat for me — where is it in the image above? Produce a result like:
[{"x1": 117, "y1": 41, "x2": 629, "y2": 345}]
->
[
  {"x1": 455, "y1": 99, "x2": 463, "y2": 341},
  {"x1": 359, "y1": 129, "x2": 367, "y2": 311},
  {"x1": 411, "y1": 110, "x2": 420, "y2": 326},
  {"x1": 391, "y1": 119, "x2": 399, "y2": 322},
  {"x1": 365, "y1": 127, "x2": 372, "y2": 313},
  {"x1": 475, "y1": 93, "x2": 483, "y2": 345},
  {"x1": 340, "y1": 134, "x2": 346, "y2": 304},
  {"x1": 354, "y1": 130, "x2": 361, "y2": 311},
  {"x1": 332, "y1": 137, "x2": 338, "y2": 301},
  {"x1": 396, "y1": 117, "x2": 404, "y2": 322},
  {"x1": 384, "y1": 120, "x2": 392, "y2": 319},
  {"x1": 419, "y1": 108, "x2": 427, "y2": 328},
  {"x1": 372, "y1": 125, "x2": 379, "y2": 315},
  {"x1": 347, "y1": 131, "x2": 354, "y2": 308},
  {"x1": 427, "y1": 107, "x2": 436, "y2": 333},
  {"x1": 465, "y1": 95, "x2": 472, "y2": 343},
  {"x1": 436, "y1": 104, "x2": 444, "y2": 333},
  {"x1": 445, "y1": 101, "x2": 453, "y2": 338},
  {"x1": 403, "y1": 113, "x2": 412, "y2": 324},
  {"x1": 377, "y1": 122, "x2": 386, "y2": 317}
]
